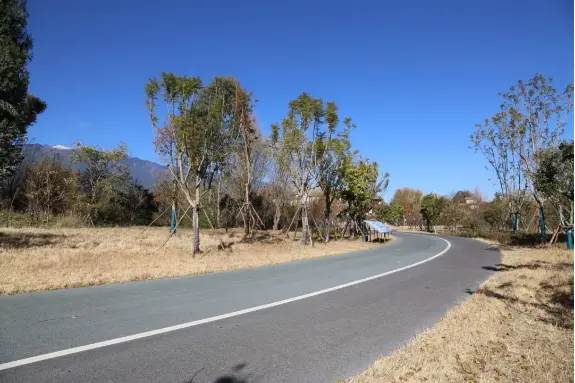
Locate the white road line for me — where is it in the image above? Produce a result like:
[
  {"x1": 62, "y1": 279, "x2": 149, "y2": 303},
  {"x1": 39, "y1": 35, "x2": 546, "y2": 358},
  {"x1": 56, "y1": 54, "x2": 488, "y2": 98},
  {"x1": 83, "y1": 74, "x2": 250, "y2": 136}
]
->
[{"x1": 0, "y1": 234, "x2": 451, "y2": 371}]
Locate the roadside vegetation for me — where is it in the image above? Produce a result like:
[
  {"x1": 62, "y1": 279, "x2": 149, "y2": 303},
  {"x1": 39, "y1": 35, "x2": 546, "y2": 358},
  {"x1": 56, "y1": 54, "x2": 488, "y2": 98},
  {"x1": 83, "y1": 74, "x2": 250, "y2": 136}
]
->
[
  {"x1": 350, "y1": 74, "x2": 574, "y2": 382},
  {"x1": 349, "y1": 244, "x2": 573, "y2": 383},
  {"x1": 0, "y1": 227, "x2": 382, "y2": 295},
  {"x1": 377, "y1": 74, "x2": 573, "y2": 252}
]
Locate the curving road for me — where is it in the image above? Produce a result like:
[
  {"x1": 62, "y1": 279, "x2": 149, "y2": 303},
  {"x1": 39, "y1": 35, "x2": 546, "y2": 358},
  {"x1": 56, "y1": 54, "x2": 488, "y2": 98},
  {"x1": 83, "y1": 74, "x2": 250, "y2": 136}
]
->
[{"x1": 0, "y1": 232, "x2": 499, "y2": 382}]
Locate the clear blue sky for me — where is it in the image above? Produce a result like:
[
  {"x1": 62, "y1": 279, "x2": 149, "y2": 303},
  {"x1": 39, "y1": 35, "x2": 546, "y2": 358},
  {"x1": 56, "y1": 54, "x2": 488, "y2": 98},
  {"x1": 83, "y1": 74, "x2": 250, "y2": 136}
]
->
[{"x1": 26, "y1": 0, "x2": 573, "y2": 200}]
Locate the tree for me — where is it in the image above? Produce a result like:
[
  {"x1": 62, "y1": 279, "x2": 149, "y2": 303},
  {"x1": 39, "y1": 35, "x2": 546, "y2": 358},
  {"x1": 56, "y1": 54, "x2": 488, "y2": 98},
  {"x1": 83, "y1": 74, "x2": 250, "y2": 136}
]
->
[
  {"x1": 0, "y1": 0, "x2": 46, "y2": 181},
  {"x1": 24, "y1": 159, "x2": 78, "y2": 222},
  {"x1": 70, "y1": 142, "x2": 130, "y2": 224},
  {"x1": 231, "y1": 92, "x2": 267, "y2": 236},
  {"x1": 0, "y1": 151, "x2": 32, "y2": 210},
  {"x1": 503, "y1": 74, "x2": 573, "y2": 236},
  {"x1": 471, "y1": 109, "x2": 527, "y2": 231},
  {"x1": 316, "y1": 103, "x2": 353, "y2": 242},
  {"x1": 390, "y1": 187, "x2": 423, "y2": 227},
  {"x1": 271, "y1": 93, "x2": 325, "y2": 244},
  {"x1": 472, "y1": 74, "x2": 573, "y2": 234},
  {"x1": 376, "y1": 201, "x2": 403, "y2": 226},
  {"x1": 265, "y1": 140, "x2": 291, "y2": 231},
  {"x1": 533, "y1": 140, "x2": 574, "y2": 246},
  {"x1": 480, "y1": 196, "x2": 509, "y2": 231},
  {"x1": 439, "y1": 198, "x2": 465, "y2": 232},
  {"x1": 122, "y1": 182, "x2": 158, "y2": 226},
  {"x1": 340, "y1": 158, "x2": 388, "y2": 235},
  {"x1": 146, "y1": 74, "x2": 240, "y2": 254},
  {"x1": 420, "y1": 193, "x2": 447, "y2": 232}
]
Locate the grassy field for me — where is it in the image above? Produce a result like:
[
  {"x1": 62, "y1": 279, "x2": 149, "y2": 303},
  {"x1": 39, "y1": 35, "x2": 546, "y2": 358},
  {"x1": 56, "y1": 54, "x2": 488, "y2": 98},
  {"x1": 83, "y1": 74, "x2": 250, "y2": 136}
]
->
[
  {"x1": 349, "y1": 244, "x2": 573, "y2": 383},
  {"x1": 0, "y1": 226, "x2": 384, "y2": 295}
]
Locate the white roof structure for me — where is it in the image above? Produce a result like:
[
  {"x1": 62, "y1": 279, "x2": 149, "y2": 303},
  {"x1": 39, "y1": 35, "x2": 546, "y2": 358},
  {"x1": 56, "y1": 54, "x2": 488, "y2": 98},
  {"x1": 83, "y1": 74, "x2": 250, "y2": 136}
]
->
[{"x1": 363, "y1": 220, "x2": 392, "y2": 233}]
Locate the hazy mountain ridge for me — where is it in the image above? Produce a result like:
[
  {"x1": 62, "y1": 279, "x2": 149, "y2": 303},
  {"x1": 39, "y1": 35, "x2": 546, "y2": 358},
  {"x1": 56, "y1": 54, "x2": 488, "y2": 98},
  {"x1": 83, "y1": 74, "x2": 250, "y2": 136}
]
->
[{"x1": 22, "y1": 144, "x2": 167, "y2": 189}]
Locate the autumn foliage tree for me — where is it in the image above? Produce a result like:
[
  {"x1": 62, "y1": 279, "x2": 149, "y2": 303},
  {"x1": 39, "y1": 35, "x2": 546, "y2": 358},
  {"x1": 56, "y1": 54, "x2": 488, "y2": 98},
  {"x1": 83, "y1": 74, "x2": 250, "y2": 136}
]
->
[{"x1": 390, "y1": 187, "x2": 423, "y2": 227}]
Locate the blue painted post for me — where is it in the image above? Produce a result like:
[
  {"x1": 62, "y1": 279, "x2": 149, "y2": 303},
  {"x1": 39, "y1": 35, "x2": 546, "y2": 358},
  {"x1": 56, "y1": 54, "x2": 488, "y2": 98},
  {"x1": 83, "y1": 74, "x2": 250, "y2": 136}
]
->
[
  {"x1": 512, "y1": 214, "x2": 518, "y2": 232},
  {"x1": 567, "y1": 228, "x2": 574, "y2": 250},
  {"x1": 539, "y1": 206, "x2": 546, "y2": 238},
  {"x1": 170, "y1": 205, "x2": 176, "y2": 234}
]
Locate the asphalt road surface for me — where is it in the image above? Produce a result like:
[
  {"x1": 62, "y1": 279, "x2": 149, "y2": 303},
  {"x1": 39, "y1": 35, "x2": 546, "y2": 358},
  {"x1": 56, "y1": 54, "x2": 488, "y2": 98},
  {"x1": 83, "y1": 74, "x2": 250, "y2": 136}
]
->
[{"x1": 0, "y1": 232, "x2": 499, "y2": 383}]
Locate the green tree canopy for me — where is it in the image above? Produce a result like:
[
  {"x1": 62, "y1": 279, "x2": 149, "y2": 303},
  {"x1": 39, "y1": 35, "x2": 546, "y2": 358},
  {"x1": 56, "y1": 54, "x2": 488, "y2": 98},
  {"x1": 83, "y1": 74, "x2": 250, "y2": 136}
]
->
[
  {"x1": 533, "y1": 140, "x2": 574, "y2": 230},
  {"x1": 0, "y1": 0, "x2": 46, "y2": 181},
  {"x1": 341, "y1": 158, "x2": 388, "y2": 225},
  {"x1": 70, "y1": 142, "x2": 130, "y2": 224},
  {"x1": 376, "y1": 202, "x2": 403, "y2": 226},
  {"x1": 420, "y1": 193, "x2": 448, "y2": 232}
]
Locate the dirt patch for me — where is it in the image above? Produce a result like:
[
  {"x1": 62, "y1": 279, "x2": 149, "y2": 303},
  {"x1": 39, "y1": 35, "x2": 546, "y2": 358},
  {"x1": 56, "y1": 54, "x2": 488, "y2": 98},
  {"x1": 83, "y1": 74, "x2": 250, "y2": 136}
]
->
[
  {"x1": 0, "y1": 227, "x2": 387, "y2": 294},
  {"x1": 349, "y1": 245, "x2": 573, "y2": 383}
]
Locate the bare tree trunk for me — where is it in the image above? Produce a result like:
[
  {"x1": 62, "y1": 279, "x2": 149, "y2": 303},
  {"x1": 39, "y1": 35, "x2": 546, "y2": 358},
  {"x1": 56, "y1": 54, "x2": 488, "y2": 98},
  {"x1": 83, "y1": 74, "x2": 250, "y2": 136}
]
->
[
  {"x1": 273, "y1": 200, "x2": 281, "y2": 231},
  {"x1": 244, "y1": 181, "x2": 250, "y2": 236},
  {"x1": 324, "y1": 201, "x2": 331, "y2": 242},
  {"x1": 192, "y1": 187, "x2": 200, "y2": 255},
  {"x1": 300, "y1": 198, "x2": 310, "y2": 245},
  {"x1": 216, "y1": 172, "x2": 221, "y2": 228}
]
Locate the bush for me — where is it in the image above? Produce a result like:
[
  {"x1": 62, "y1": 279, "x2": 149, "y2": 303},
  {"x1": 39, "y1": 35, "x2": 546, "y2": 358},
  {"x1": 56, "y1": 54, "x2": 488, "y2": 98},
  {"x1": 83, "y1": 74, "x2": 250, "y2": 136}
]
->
[
  {"x1": 444, "y1": 229, "x2": 560, "y2": 247},
  {"x1": 52, "y1": 214, "x2": 86, "y2": 228},
  {"x1": 0, "y1": 210, "x2": 36, "y2": 228}
]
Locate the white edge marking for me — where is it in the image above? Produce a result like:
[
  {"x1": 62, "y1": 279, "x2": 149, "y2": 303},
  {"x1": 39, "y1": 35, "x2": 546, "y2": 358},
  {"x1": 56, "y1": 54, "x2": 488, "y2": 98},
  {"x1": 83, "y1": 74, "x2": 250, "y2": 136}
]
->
[{"x1": 0, "y1": 233, "x2": 451, "y2": 371}]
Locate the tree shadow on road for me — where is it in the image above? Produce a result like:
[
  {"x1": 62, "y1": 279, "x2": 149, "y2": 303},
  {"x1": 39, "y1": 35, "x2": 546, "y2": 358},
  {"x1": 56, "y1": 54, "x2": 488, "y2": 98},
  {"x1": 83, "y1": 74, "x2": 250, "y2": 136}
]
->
[{"x1": 183, "y1": 362, "x2": 250, "y2": 383}]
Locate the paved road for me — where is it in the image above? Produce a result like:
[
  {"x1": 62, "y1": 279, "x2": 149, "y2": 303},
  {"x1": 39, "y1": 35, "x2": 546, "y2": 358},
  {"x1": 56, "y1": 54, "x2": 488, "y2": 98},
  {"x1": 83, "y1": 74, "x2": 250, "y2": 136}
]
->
[{"x1": 0, "y1": 232, "x2": 499, "y2": 382}]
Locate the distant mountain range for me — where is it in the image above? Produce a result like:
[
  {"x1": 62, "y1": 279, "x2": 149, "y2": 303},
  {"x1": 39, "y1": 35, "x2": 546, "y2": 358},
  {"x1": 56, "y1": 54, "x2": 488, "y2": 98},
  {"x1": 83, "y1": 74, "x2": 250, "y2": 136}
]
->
[{"x1": 22, "y1": 144, "x2": 168, "y2": 189}]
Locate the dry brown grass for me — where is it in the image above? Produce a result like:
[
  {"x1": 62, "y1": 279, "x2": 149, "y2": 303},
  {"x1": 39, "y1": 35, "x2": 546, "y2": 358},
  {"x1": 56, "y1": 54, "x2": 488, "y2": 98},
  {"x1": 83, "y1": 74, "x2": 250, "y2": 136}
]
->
[
  {"x1": 349, "y1": 245, "x2": 574, "y2": 383},
  {"x1": 0, "y1": 226, "x2": 384, "y2": 295}
]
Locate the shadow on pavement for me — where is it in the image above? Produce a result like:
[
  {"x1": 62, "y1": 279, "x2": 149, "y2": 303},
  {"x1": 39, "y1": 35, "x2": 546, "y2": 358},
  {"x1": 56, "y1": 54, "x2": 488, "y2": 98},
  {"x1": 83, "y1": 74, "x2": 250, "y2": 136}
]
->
[{"x1": 183, "y1": 363, "x2": 249, "y2": 383}]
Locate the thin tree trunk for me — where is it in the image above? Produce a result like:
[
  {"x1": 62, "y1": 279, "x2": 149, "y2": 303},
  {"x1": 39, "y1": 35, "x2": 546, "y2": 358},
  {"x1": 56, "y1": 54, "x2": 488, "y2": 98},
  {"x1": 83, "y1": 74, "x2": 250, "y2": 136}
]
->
[
  {"x1": 324, "y1": 203, "x2": 331, "y2": 242},
  {"x1": 341, "y1": 219, "x2": 349, "y2": 238},
  {"x1": 192, "y1": 186, "x2": 200, "y2": 255},
  {"x1": 300, "y1": 197, "x2": 310, "y2": 245},
  {"x1": 273, "y1": 200, "x2": 281, "y2": 231},
  {"x1": 244, "y1": 182, "x2": 250, "y2": 236},
  {"x1": 216, "y1": 172, "x2": 221, "y2": 228}
]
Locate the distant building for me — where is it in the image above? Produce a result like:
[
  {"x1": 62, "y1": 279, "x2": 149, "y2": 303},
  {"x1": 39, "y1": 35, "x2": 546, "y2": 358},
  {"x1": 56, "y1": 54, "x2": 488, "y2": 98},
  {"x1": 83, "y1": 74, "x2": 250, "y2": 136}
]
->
[{"x1": 464, "y1": 198, "x2": 478, "y2": 209}]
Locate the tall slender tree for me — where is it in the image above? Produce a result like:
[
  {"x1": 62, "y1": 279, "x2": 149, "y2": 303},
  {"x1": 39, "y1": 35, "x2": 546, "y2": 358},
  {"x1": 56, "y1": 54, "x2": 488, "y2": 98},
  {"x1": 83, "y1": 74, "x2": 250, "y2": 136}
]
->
[
  {"x1": 471, "y1": 109, "x2": 528, "y2": 231},
  {"x1": 231, "y1": 87, "x2": 265, "y2": 236},
  {"x1": 316, "y1": 102, "x2": 354, "y2": 242},
  {"x1": 0, "y1": 0, "x2": 46, "y2": 181},
  {"x1": 146, "y1": 74, "x2": 241, "y2": 254},
  {"x1": 503, "y1": 74, "x2": 573, "y2": 236},
  {"x1": 533, "y1": 140, "x2": 574, "y2": 247},
  {"x1": 271, "y1": 93, "x2": 324, "y2": 244},
  {"x1": 472, "y1": 74, "x2": 573, "y2": 234}
]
